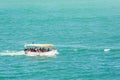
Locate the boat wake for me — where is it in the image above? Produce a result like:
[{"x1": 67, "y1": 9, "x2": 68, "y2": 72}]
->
[
  {"x1": 0, "y1": 50, "x2": 59, "y2": 57},
  {"x1": 0, "y1": 50, "x2": 25, "y2": 56}
]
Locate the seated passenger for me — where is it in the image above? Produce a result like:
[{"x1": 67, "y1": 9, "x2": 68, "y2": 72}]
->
[
  {"x1": 41, "y1": 48, "x2": 46, "y2": 52},
  {"x1": 24, "y1": 49, "x2": 27, "y2": 51},
  {"x1": 47, "y1": 48, "x2": 50, "y2": 51},
  {"x1": 34, "y1": 47, "x2": 38, "y2": 52},
  {"x1": 39, "y1": 48, "x2": 41, "y2": 50}
]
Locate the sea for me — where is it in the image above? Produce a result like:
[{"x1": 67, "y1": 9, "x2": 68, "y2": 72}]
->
[{"x1": 0, "y1": 0, "x2": 120, "y2": 80}]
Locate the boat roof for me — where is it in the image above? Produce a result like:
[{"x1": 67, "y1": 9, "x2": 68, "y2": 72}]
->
[{"x1": 24, "y1": 44, "x2": 54, "y2": 48}]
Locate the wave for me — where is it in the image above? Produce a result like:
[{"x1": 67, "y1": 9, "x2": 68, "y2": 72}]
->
[{"x1": 0, "y1": 50, "x2": 25, "y2": 56}]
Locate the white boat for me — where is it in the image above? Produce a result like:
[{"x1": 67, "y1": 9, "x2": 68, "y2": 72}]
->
[{"x1": 24, "y1": 44, "x2": 59, "y2": 57}]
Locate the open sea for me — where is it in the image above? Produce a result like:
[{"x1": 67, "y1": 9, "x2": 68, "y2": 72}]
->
[{"x1": 0, "y1": 0, "x2": 120, "y2": 80}]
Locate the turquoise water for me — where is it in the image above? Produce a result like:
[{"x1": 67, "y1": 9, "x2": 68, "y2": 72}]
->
[{"x1": 0, "y1": 0, "x2": 120, "y2": 80}]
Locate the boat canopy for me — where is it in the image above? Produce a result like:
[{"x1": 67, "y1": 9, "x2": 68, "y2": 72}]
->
[{"x1": 24, "y1": 44, "x2": 54, "y2": 48}]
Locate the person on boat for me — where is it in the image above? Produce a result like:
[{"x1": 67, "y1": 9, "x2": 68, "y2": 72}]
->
[
  {"x1": 34, "y1": 47, "x2": 38, "y2": 52},
  {"x1": 27, "y1": 48, "x2": 30, "y2": 51},
  {"x1": 47, "y1": 48, "x2": 50, "y2": 51},
  {"x1": 41, "y1": 47, "x2": 46, "y2": 52},
  {"x1": 39, "y1": 48, "x2": 41, "y2": 50},
  {"x1": 38, "y1": 48, "x2": 41, "y2": 52},
  {"x1": 29, "y1": 48, "x2": 34, "y2": 52},
  {"x1": 24, "y1": 49, "x2": 27, "y2": 51},
  {"x1": 29, "y1": 48, "x2": 32, "y2": 52}
]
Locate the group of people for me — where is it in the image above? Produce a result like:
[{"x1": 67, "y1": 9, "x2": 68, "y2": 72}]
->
[{"x1": 24, "y1": 47, "x2": 51, "y2": 52}]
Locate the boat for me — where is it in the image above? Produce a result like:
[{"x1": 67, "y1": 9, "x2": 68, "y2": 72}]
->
[{"x1": 24, "y1": 44, "x2": 59, "y2": 57}]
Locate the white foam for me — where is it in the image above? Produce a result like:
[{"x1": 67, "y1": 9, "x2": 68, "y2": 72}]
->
[
  {"x1": 0, "y1": 50, "x2": 25, "y2": 56},
  {"x1": 0, "y1": 50, "x2": 59, "y2": 57},
  {"x1": 104, "y1": 49, "x2": 110, "y2": 52}
]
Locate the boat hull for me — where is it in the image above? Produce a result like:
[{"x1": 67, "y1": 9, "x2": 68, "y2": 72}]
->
[{"x1": 25, "y1": 50, "x2": 58, "y2": 57}]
